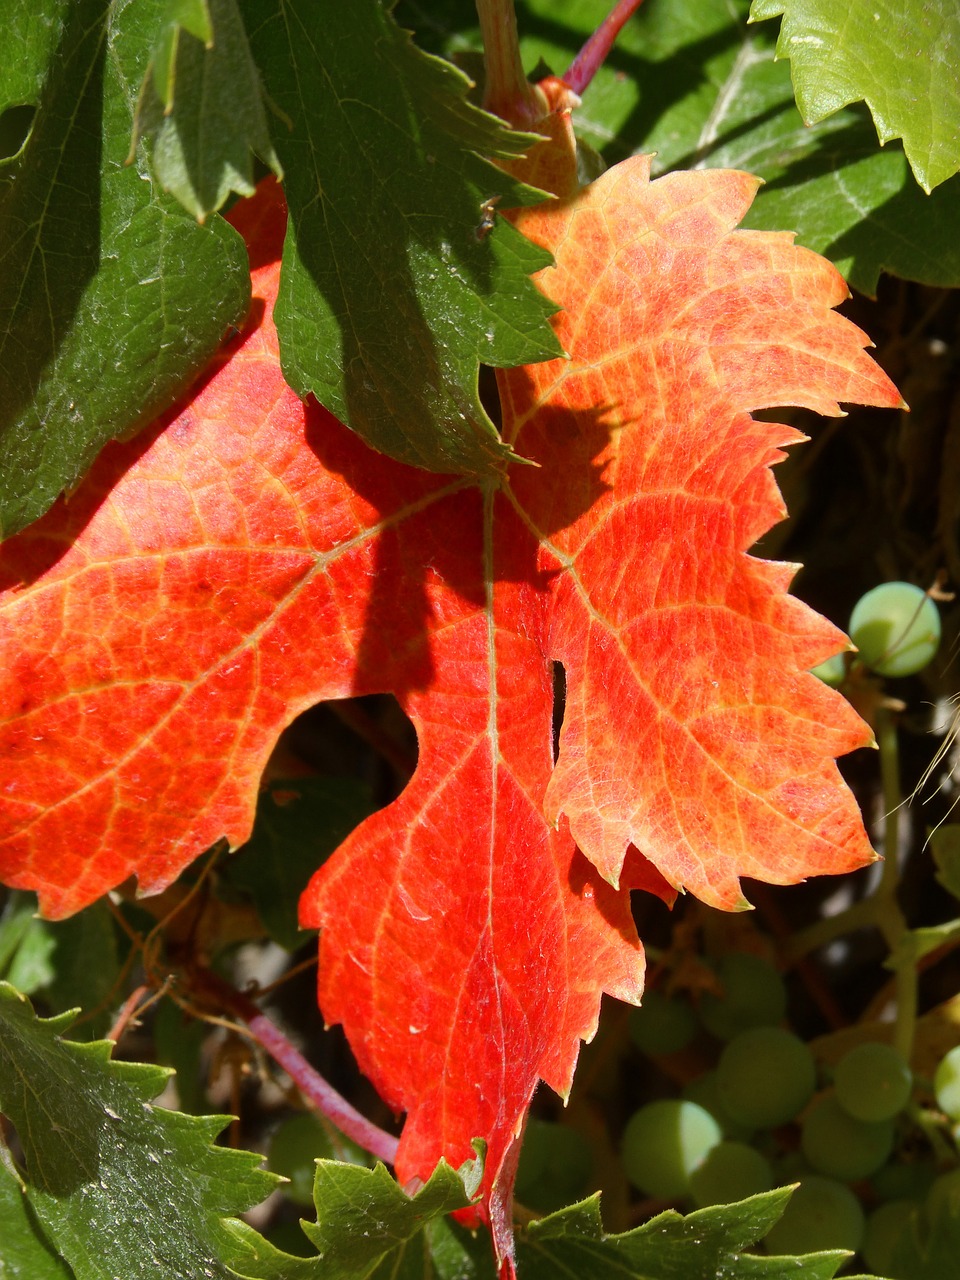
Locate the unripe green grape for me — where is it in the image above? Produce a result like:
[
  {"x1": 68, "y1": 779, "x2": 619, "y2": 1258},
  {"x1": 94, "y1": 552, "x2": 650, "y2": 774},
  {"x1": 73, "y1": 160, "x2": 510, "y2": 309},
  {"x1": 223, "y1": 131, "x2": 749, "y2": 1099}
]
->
[
  {"x1": 862, "y1": 1199, "x2": 918, "y2": 1275},
  {"x1": 764, "y1": 1176, "x2": 864, "y2": 1256},
  {"x1": 925, "y1": 1167, "x2": 960, "y2": 1224},
  {"x1": 688, "y1": 1140, "x2": 773, "y2": 1207},
  {"x1": 848, "y1": 581, "x2": 941, "y2": 678},
  {"x1": 934, "y1": 1044, "x2": 960, "y2": 1120},
  {"x1": 699, "y1": 952, "x2": 787, "y2": 1042},
  {"x1": 628, "y1": 988, "x2": 697, "y2": 1055},
  {"x1": 716, "y1": 1027, "x2": 816, "y2": 1129},
  {"x1": 801, "y1": 1092, "x2": 894, "y2": 1180},
  {"x1": 620, "y1": 1100, "x2": 721, "y2": 1200},
  {"x1": 834, "y1": 1042, "x2": 912, "y2": 1122},
  {"x1": 515, "y1": 1119, "x2": 592, "y2": 1212}
]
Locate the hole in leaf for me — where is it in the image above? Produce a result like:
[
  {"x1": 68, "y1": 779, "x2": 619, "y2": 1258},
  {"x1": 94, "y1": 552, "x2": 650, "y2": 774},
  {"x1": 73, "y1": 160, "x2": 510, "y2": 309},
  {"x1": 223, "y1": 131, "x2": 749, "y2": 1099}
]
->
[
  {"x1": 478, "y1": 363, "x2": 502, "y2": 432},
  {"x1": 551, "y1": 661, "x2": 566, "y2": 764},
  {"x1": 277, "y1": 694, "x2": 418, "y2": 807},
  {"x1": 0, "y1": 1111, "x2": 26, "y2": 1174},
  {"x1": 0, "y1": 104, "x2": 36, "y2": 160},
  {"x1": 218, "y1": 696, "x2": 420, "y2": 949}
]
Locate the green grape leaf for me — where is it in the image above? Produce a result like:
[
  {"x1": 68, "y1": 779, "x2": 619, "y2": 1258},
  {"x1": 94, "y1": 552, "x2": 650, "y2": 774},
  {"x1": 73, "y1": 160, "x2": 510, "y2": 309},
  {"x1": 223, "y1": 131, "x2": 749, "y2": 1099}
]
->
[
  {"x1": 930, "y1": 824, "x2": 960, "y2": 903},
  {"x1": 2, "y1": 909, "x2": 57, "y2": 997},
  {"x1": 0, "y1": 900, "x2": 120, "y2": 1036},
  {"x1": 621, "y1": 0, "x2": 960, "y2": 294},
  {"x1": 0, "y1": 982, "x2": 276, "y2": 1280},
  {"x1": 222, "y1": 1152, "x2": 484, "y2": 1278},
  {"x1": 133, "y1": 0, "x2": 282, "y2": 220},
  {"x1": 240, "y1": 0, "x2": 561, "y2": 478},
  {"x1": 513, "y1": 1191, "x2": 871, "y2": 1279},
  {"x1": 145, "y1": 0, "x2": 214, "y2": 107},
  {"x1": 0, "y1": 1159, "x2": 75, "y2": 1280},
  {"x1": 0, "y1": 892, "x2": 47, "y2": 986},
  {"x1": 222, "y1": 778, "x2": 374, "y2": 951},
  {"x1": 427, "y1": 0, "x2": 960, "y2": 294},
  {"x1": 0, "y1": 0, "x2": 250, "y2": 539},
  {"x1": 0, "y1": 0, "x2": 68, "y2": 119},
  {"x1": 35, "y1": 902, "x2": 122, "y2": 1041},
  {"x1": 739, "y1": 125, "x2": 960, "y2": 297},
  {"x1": 749, "y1": 0, "x2": 960, "y2": 192}
]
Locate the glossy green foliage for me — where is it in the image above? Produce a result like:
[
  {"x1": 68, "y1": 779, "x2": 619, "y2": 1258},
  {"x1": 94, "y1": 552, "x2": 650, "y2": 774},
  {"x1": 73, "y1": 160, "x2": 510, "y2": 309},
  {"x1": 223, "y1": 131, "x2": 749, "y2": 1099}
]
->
[
  {"x1": 0, "y1": 983, "x2": 276, "y2": 1279},
  {"x1": 516, "y1": 1191, "x2": 865, "y2": 1278},
  {"x1": 242, "y1": 0, "x2": 561, "y2": 478},
  {"x1": 221, "y1": 1153, "x2": 481, "y2": 1279},
  {"x1": 0, "y1": 1160, "x2": 74, "y2": 1279},
  {"x1": 0, "y1": 0, "x2": 250, "y2": 539},
  {"x1": 0, "y1": 896, "x2": 120, "y2": 1040},
  {"x1": 749, "y1": 0, "x2": 960, "y2": 192},
  {"x1": 132, "y1": 0, "x2": 282, "y2": 219}
]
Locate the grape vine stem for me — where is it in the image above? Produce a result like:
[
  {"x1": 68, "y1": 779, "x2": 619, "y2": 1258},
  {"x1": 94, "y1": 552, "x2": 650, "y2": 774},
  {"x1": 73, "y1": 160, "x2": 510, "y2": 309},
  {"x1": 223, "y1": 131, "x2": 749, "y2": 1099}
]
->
[
  {"x1": 477, "y1": 0, "x2": 646, "y2": 124},
  {"x1": 190, "y1": 964, "x2": 401, "y2": 1165}
]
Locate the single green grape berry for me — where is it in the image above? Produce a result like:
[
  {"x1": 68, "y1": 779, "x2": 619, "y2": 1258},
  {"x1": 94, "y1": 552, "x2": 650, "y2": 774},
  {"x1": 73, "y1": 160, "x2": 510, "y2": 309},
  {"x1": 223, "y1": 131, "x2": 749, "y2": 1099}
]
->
[
  {"x1": 801, "y1": 1092, "x2": 894, "y2": 1180},
  {"x1": 716, "y1": 1027, "x2": 816, "y2": 1129},
  {"x1": 834, "y1": 1041, "x2": 912, "y2": 1122},
  {"x1": 628, "y1": 988, "x2": 698, "y2": 1055},
  {"x1": 848, "y1": 581, "x2": 941, "y2": 678},
  {"x1": 862, "y1": 1199, "x2": 918, "y2": 1276},
  {"x1": 925, "y1": 1167, "x2": 960, "y2": 1224},
  {"x1": 621, "y1": 1100, "x2": 721, "y2": 1200},
  {"x1": 699, "y1": 952, "x2": 787, "y2": 1042},
  {"x1": 764, "y1": 1176, "x2": 864, "y2": 1256},
  {"x1": 934, "y1": 1044, "x2": 960, "y2": 1120}
]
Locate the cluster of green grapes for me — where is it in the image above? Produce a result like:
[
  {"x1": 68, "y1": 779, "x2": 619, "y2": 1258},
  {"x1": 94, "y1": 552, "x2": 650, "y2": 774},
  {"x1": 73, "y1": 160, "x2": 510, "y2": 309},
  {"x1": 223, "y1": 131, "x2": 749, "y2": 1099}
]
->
[{"x1": 620, "y1": 953, "x2": 960, "y2": 1274}]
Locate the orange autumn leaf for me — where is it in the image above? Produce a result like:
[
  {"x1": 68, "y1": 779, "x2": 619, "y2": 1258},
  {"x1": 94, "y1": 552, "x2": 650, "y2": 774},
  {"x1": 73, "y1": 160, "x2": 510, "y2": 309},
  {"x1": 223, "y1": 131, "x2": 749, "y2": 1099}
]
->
[
  {"x1": 0, "y1": 144, "x2": 898, "y2": 1270},
  {"x1": 505, "y1": 151, "x2": 898, "y2": 909}
]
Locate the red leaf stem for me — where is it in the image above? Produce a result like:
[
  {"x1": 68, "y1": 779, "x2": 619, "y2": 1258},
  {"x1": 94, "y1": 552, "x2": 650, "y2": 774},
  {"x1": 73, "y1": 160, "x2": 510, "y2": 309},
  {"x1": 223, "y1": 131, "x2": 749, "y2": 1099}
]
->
[
  {"x1": 564, "y1": 0, "x2": 647, "y2": 96},
  {"x1": 192, "y1": 965, "x2": 400, "y2": 1165}
]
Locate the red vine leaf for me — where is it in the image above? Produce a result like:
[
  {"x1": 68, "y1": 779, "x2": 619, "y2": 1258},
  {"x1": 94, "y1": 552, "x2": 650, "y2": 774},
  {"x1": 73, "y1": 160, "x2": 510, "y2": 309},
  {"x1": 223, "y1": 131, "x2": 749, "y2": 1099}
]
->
[
  {"x1": 0, "y1": 143, "x2": 898, "y2": 1270},
  {"x1": 504, "y1": 150, "x2": 899, "y2": 910}
]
